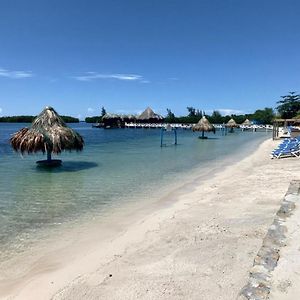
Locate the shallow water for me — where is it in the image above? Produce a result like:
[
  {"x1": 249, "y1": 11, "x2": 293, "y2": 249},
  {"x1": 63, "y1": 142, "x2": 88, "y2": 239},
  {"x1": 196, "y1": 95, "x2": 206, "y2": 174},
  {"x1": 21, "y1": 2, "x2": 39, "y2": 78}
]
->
[{"x1": 0, "y1": 123, "x2": 270, "y2": 261}]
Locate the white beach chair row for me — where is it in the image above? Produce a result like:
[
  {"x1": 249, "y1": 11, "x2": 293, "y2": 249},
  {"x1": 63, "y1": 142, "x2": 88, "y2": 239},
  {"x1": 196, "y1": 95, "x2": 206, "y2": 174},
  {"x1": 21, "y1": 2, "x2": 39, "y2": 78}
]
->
[{"x1": 125, "y1": 123, "x2": 193, "y2": 129}]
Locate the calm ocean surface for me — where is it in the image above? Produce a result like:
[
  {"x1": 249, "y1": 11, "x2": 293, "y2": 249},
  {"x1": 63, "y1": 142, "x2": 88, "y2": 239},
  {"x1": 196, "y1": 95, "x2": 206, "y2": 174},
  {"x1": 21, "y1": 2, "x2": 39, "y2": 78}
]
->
[{"x1": 0, "y1": 123, "x2": 270, "y2": 261}]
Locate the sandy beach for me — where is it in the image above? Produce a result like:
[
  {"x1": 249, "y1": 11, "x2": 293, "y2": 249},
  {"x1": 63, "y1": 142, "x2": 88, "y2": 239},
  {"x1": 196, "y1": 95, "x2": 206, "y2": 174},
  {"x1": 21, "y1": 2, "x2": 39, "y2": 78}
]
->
[{"x1": 1, "y1": 137, "x2": 299, "y2": 300}]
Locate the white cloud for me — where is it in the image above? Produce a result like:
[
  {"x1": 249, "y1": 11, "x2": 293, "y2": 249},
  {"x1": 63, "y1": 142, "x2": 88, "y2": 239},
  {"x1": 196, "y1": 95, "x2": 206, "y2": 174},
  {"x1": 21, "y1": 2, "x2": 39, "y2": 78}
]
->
[
  {"x1": 87, "y1": 107, "x2": 95, "y2": 113},
  {"x1": 216, "y1": 108, "x2": 246, "y2": 116},
  {"x1": 0, "y1": 68, "x2": 33, "y2": 79},
  {"x1": 74, "y1": 72, "x2": 146, "y2": 82},
  {"x1": 0, "y1": 107, "x2": 2, "y2": 115}
]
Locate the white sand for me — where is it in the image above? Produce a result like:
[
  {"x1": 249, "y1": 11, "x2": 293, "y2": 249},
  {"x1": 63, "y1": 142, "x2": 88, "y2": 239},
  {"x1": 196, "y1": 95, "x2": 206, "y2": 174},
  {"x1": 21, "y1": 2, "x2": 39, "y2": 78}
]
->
[
  {"x1": 269, "y1": 196, "x2": 300, "y2": 300},
  {"x1": 1, "y1": 138, "x2": 299, "y2": 300}
]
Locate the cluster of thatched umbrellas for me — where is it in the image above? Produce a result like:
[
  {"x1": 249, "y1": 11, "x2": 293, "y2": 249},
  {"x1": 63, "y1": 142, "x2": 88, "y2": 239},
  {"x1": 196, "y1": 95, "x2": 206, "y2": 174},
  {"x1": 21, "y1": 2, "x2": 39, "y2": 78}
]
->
[
  {"x1": 10, "y1": 106, "x2": 84, "y2": 166},
  {"x1": 10, "y1": 106, "x2": 250, "y2": 166},
  {"x1": 192, "y1": 116, "x2": 241, "y2": 138}
]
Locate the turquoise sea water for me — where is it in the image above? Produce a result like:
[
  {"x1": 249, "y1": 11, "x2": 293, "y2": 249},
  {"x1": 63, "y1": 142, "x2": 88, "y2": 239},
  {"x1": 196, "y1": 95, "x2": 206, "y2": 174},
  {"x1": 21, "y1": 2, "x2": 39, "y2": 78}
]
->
[{"x1": 0, "y1": 123, "x2": 270, "y2": 261}]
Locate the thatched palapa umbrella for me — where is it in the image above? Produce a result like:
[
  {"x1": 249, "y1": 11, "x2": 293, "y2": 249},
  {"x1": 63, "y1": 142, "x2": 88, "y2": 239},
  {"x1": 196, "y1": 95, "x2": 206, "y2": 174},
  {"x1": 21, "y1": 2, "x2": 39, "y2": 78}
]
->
[
  {"x1": 226, "y1": 118, "x2": 238, "y2": 133},
  {"x1": 241, "y1": 118, "x2": 251, "y2": 126},
  {"x1": 192, "y1": 116, "x2": 215, "y2": 139},
  {"x1": 10, "y1": 106, "x2": 84, "y2": 166},
  {"x1": 226, "y1": 118, "x2": 237, "y2": 127}
]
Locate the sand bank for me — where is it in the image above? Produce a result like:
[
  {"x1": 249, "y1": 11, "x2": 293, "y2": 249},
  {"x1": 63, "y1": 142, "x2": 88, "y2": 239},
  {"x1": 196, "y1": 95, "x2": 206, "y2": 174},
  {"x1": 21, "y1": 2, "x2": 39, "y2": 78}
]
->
[{"x1": 1, "y1": 138, "x2": 299, "y2": 300}]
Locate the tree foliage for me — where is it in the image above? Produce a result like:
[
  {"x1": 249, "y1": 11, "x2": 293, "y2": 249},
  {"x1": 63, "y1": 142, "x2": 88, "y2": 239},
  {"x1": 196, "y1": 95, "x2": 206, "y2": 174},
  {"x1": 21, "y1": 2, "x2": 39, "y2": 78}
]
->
[
  {"x1": 276, "y1": 92, "x2": 300, "y2": 119},
  {"x1": 60, "y1": 116, "x2": 80, "y2": 123},
  {"x1": 85, "y1": 116, "x2": 101, "y2": 123},
  {"x1": 0, "y1": 115, "x2": 79, "y2": 123},
  {"x1": 186, "y1": 106, "x2": 196, "y2": 117},
  {"x1": 164, "y1": 107, "x2": 274, "y2": 125},
  {"x1": 209, "y1": 111, "x2": 223, "y2": 124},
  {"x1": 251, "y1": 108, "x2": 274, "y2": 124},
  {"x1": 0, "y1": 115, "x2": 35, "y2": 123},
  {"x1": 101, "y1": 106, "x2": 107, "y2": 117},
  {"x1": 165, "y1": 108, "x2": 176, "y2": 123}
]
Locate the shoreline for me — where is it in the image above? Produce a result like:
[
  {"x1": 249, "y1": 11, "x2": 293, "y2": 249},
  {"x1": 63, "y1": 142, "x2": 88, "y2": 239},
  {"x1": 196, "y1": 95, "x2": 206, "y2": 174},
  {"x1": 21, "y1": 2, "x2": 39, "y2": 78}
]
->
[
  {"x1": 1, "y1": 137, "x2": 298, "y2": 299},
  {"x1": 0, "y1": 131, "x2": 268, "y2": 265}
]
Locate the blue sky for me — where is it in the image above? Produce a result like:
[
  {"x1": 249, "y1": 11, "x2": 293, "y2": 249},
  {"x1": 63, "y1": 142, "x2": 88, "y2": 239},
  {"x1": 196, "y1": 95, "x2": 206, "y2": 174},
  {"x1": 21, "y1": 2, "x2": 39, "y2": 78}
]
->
[{"x1": 0, "y1": 0, "x2": 299, "y2": 119}]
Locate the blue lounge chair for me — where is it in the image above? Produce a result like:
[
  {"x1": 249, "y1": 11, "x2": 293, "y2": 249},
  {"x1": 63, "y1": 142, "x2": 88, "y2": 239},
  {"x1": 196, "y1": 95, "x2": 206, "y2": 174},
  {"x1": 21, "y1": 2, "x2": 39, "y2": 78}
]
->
[{"x1": 271, "y1": 145, "x2": 300, "y2": 159}]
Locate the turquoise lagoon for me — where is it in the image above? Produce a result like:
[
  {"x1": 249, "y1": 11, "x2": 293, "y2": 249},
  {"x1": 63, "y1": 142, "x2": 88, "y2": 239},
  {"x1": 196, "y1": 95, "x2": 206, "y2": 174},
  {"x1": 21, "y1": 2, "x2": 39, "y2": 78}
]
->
[{"x1": 0, "y1": 123, "x2": 270, "y2": 261}]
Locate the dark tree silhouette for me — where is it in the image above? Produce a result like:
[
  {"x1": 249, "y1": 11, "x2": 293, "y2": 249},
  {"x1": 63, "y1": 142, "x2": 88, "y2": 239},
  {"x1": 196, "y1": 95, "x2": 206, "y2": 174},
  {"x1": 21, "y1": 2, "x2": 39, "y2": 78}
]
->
[
  {"x1": 101, "y1": 106, "x2": 107, "y2": 117},
  {"x1": 276, "y1": 92, "x2": 300, "y2": 119}
]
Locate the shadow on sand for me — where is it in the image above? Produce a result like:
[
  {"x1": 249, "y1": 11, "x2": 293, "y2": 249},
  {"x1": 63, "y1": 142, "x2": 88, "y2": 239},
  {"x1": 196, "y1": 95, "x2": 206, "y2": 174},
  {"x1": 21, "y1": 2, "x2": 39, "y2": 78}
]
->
[{"x1": 35, "y1": 161, "x2": 98, "y2": 172}]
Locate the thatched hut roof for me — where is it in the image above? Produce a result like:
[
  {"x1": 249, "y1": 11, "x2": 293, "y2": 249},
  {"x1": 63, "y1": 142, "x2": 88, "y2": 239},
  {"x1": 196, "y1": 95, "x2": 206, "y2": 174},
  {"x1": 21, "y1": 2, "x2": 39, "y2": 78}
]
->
[
  {"x1": 226, "y1": 118, "x2": 238, "y2": 127},
  {"x1": 241, "y1": 118, "x2": 251, "y2": 126},
  {"x1": 102, "y1": 113, "x2": 137, "y2": 121},
  {"x1": 192, "y1": 116, "x2": 215, "y2": 132},
  {"x1": 102, "y1": 113, "x2": 121, "y2": 119},
  {"x1": 11, "y1": 106, "x2": 84, "y2": 154},
  {"x1": 137, "y1": 107, "x2": 163, "y2": 120},
  {"x1": 124, "y1": 114, "x2": 137, "y2": 120}
]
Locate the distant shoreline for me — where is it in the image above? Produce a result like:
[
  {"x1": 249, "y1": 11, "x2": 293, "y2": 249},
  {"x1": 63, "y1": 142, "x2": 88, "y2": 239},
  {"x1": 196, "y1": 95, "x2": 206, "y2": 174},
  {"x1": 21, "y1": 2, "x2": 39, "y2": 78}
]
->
[{"x1": 0, "y1": 116, "x2": 80, "y2": 123}]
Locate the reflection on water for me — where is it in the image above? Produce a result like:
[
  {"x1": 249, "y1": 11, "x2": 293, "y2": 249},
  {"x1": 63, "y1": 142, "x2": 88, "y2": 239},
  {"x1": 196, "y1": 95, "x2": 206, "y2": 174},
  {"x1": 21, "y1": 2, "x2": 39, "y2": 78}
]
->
[{"x1": 0, "y1": 123, "x2": 270, "y2": 261}]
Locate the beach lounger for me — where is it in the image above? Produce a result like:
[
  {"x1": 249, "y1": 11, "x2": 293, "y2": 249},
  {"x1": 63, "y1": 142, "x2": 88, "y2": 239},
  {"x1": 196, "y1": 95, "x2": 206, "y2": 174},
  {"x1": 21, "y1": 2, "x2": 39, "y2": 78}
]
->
[{"x1": 271, "y1": 147, "x2": 300, "y2": 159}]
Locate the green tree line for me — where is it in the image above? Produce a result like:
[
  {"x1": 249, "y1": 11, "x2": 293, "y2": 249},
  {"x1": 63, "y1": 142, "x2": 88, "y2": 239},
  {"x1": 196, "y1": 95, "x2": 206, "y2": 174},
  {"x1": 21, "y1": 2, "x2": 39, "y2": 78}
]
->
[
  {"x1": 0, "y1": 115, "x2": 79, "y2": 123},
  {"x1": 85, "y1": 116, "x2": 101, "y2": 123},
  {"x1": 86, "y1": 91, "x2": 300, "y2": 125},
  {"x1": 164, "y1": 107, "x2": 274, "y2": 125},
  {"x1": 85, "y1": 106, "x2": 106, "y2": 123},
  {"x1": 86, "y1": 106, "x2": 275, "y2": 125}
]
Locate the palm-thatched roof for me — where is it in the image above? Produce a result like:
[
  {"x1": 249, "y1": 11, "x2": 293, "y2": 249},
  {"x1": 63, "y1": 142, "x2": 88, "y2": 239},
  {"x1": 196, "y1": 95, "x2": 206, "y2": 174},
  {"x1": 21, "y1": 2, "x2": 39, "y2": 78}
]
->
[
  {"x1": 102, "y1": 113, "x2": 137, "y2": 121},
  {"x1": 102, "y1": 113, "x2": 121, "y2": 119},
  {"x1": 137, "y1": 107, "x2": 163, "y2": 120},
  {"x1": 241, "y1": 118, "x2": 251, "y2": 126},
  {"x1": 125, "y1": 114, "x2": 137, "y2": 120},
  {"x1": 226, "y1": 118, "x2": 238, "y2": 127},
  {"x1": 192, "y1": 116, "x2": 215, "y2": 132},
  {"x1": 11, "y1": 106, "x2": 84, "y2": 154}
]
